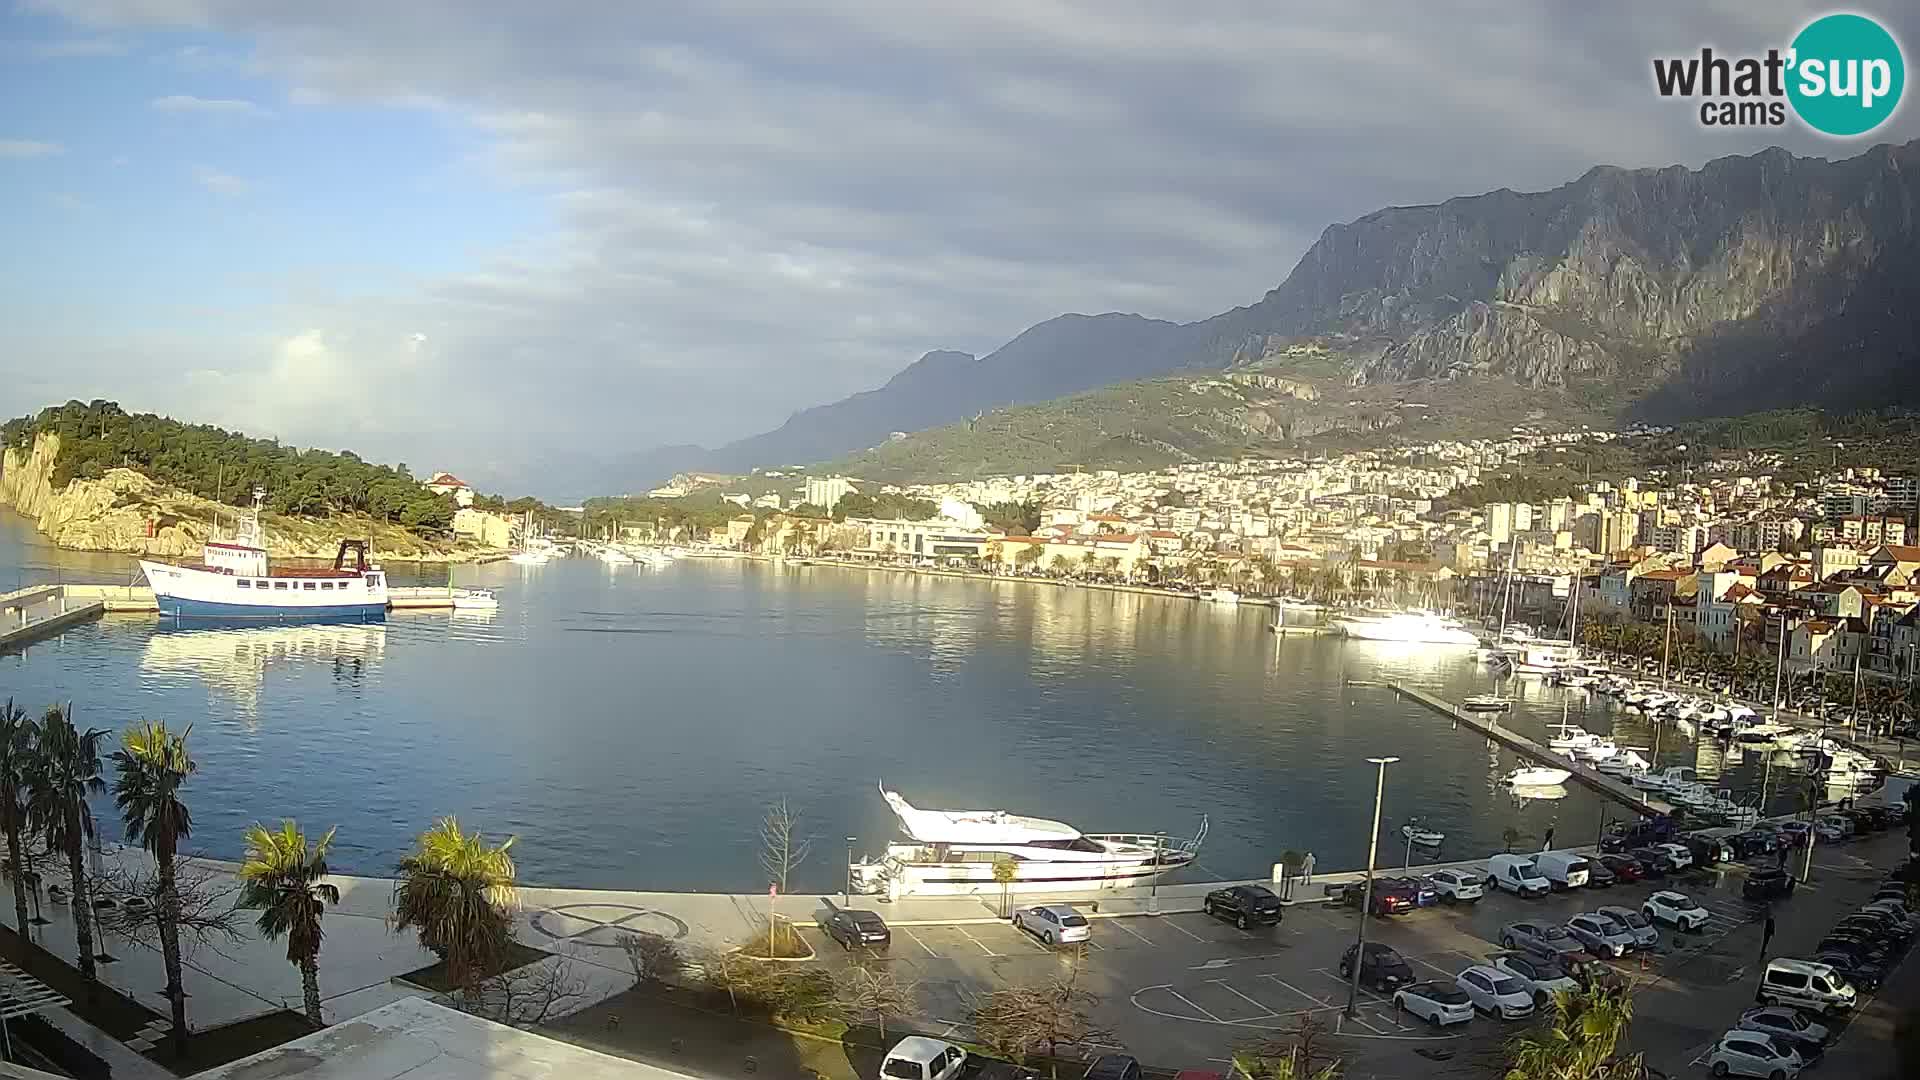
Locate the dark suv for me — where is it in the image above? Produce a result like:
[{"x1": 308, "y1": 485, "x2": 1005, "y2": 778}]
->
[
  {"x1": 1204, "y1": 885, "x2": 1283, "y2": 928},
  {"x1": 1085, "y1": 1056, "x2": 1142, "y2": 1080},
  {"x1": 1343, "y1": 878, "x2": 1415, "y2": 916},
  {"x1": 1742, "y1": 866, "x2": 1796, "y2": 901},
  {"x1": 1339, "y1": 942, "x2": 1414, "y2": 991}
]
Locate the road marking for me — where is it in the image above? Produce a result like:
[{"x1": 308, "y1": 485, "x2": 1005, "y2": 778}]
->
[
  {"x1": 903, "y1": 928, "x2": 941, "y2": 958},
  {"x1": 1342, "y1": 1012, "x2": 1385, "y2": 1034},
  {"x1": 1312, "y1": 968, "x2": 1386, "y2": 1005},
  {"x1": 1209, "y1": 979, "x2": 1280, "y2": 1019},
  {"x1": 1262, "y1": 974, "x2": 1331, "y2": 1007},
  {"x1": 1111, "y1": 920, "x2": 1156, "y2": 946},
  {"x1": 1084, "y1": 939, "x2": 1108, "y2": 952},
  {"x1": 1163, "y1": 918, "x2": 1208, "y2": 942},
  {"x1": 955, "y1": 926, "x2": 1002, "y2": 957},
  {"x1": 1410, "y1": 954, "x2": 1461, "y2": 979},
  {"x1": 1164, "y1": 988, "x2": 1224, "y2": 1023},
  {"x1": 1190, "y1": 958, "x2": 1232, "y2": 971}
]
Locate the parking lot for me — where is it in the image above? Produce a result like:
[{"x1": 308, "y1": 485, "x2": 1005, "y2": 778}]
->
[{"x1": 803, "y1": 830, "x2": 1911, "y2": 1078}]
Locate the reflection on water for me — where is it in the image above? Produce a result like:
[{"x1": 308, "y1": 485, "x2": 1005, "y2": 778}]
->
[
  {"x1": 140, "y1": 623, "x2": 388, "y2": 720},
  {"x1": 0, "y1": 509, "x2": 1840, "y2": 890}
]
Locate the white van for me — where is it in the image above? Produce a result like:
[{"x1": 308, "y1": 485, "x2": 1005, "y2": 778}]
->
[
  {"x1": 1533, "y1": 851, "x2": 1591, "y2": 890},
  {"x1": 1756, "y1": 958, "x2": 1857, "y2": 1016},
  {"x1": 1485, "y1": 854, "x2": 1551, "y2": 897}
]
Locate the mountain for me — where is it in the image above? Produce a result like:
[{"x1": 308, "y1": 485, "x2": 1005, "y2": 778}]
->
[{"x1": 601, "y1": 139, "x2": 1919, "y2": 491}]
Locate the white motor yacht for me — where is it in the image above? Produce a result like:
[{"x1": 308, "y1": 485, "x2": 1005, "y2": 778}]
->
[
  {"x1": 1201, "y1": 588, "x2": 1241, "y2": 605},
  {"x1": 1504, "y1": 766, "x2": 1573, "y2": 787},
  {"x1": 1335, "y1": 610, "x2": 1479, "y2": 645},
  {"x1": 451, "y1": 589, "x2": 499, "y2": 610},
  {"x1": 1596, "y1": 749, "x2": 1653, "y2": 778},
  {"x1": 848, "y1": 786, "x2": 1205, "y2": 898}
]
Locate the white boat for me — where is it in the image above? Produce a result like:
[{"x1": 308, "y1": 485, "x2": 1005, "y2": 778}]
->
[
  {"x1": 848, "y1": 786, "x2": 1205, "y2": 898},
  {"x1": 139, "y1": 490, "x2": 387, "y2": 623},
  {"x1": 1504, "y1": 766, "x2": 1573, "y2": 787},
  {"x1": 1731, "y1": 722, "x2": 1797, "y2": 748},
  {"x1": 1511, "y1": 639, "x2": 1580, "y2": 676},
  {"x1": 598, "y1": 546, "x2": 635, "y2": 565},
  {"x1": 451, "y1": 589, "x2": 499, "y2": 610},
  {"x1": 1463, "y1": 694, "x2": 1513, "y2": 713},
  {"x1": 1596, "y1": 749, "x2": 1653, "y2": 777},
  {"x1": 1546, "y1": 725, "x2": 1595, "y2": 752},
  {"x1": 507, "y1": 549, "x2": 550, "y2": 566},
  {"x1": 1201, "y1": 588, "x2": 1241, "y2": 605},
  {"x1": 1401, "y1": 825, "x2": 1445, "y2": 846},
  {"x1": 1508, "y1": 783, "x2": 1568, "y2": 802},
  {"x1": 1570, "y1": 739, "x2": 1621, "y2": 763},
  {"x1": 1335, "y1": 610, "x2": 1479, "y2": 645}
]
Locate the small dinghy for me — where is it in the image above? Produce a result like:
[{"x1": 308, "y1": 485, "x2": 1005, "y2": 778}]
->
[{"x1": 1401, "y1": 824, "x2": 1445, "y2": 846}]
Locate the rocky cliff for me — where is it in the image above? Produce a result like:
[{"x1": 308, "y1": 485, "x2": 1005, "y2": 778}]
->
[{"x1": 0, "y1": 433, "x2": 494, "y2": 562}]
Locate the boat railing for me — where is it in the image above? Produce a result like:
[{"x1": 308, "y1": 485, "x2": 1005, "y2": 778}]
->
[{"x1": 1089, "y1": 816, "x2": 1209, "y2": 857}]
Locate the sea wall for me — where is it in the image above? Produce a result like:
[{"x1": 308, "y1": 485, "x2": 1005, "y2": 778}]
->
[{"x1": 1, "y1": 432, "x2": 500, "y2": 562}]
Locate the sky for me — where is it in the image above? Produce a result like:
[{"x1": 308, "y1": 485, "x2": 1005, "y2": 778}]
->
[{"x1": 2, "y1": 1, "x2": 1916, "y2": 494}]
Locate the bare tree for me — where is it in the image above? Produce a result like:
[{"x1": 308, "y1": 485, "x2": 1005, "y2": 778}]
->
[
  {"x1": 759, "y1": 798, "x2": 813, "y2": 893},
  {"x1": 457, "y1": 957, "x2": 589, "y2": 1028},
  {"x1": 968, "y1": 972, "x2": 1115, "y2": 1075},
  {"x1": 93, "y1": 855, "x2": 245, "y2": 961},
  {"x1": 1234, "y1": 1014, "x2": 1339, "y2": 1080},
  {"x1": 831, "y1": 965, "x2": 917, "y2": 1042},
  {"x1": 618, "y1": 931, "x2": 685, "y2": 985}
]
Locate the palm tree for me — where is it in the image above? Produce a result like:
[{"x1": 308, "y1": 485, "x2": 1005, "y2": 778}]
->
[
  {"x1": 111, "y1": 721, "x2": 197, "y2": 1054},
  {"x1": 390, "y1": 817, "x2": 518, "y2": 1002},
  {"x1": 0, "y1": 699, "x2": 35, "y2": 937},
  {"x1": 237, "y1": 821, "x2": 340, "y2": 1026},
  {"x1": 26, "y1": 704, "x2": 108, "y2": 984},
  {"x1": 1503, "y1": 982, "x2": 1642, "y2": 1080}
]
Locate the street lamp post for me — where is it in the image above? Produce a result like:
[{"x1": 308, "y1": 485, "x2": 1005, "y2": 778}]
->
[
  {"x1": 1346, "y1": 756, "x2": 1399, "y2": 1019},
  {"x1": 845, "y1": 836, "x2": 857, "y2": 905},
  {"x1": 1149, "y1": 831, "x2": 1165, "y2": 916}
]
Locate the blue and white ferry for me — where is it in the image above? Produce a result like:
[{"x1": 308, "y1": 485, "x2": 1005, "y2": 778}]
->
[{"x1": 139, "y1": 490, "x2": 388, "y2": 622}]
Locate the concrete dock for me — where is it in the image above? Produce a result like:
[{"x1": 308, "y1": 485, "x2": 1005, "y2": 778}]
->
[
  {"x1": 1389, "y1": 681, "x2": 1676, "y2": 817},
  {"x1": 0, "y1": 583, "x2": 106, "y2": 652}
]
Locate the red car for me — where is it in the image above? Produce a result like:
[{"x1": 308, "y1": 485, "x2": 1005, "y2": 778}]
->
[
  {"x1": 1344, "y1": 879, "x2": 1416, "y2": 916},
  {"x1": 1597, "y1": 854, "x2": 1646, "y2": 882}
]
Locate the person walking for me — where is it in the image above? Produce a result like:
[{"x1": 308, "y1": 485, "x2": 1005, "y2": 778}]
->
[{"x1": 1301, "y1": 851, "x2": 1316, "y2": 885}]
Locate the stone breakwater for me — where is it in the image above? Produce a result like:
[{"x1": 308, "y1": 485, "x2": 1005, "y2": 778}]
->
[{"x1": 0, "y1": 432, "x2": 500, "y2": 563}]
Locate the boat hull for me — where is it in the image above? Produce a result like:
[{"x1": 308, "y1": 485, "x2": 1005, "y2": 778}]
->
[{"x1": 156, "y1": 596, "x2": 387, "y2": 622}]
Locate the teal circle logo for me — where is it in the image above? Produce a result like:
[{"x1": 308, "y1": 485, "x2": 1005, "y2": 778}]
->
[{"x1": 1787, "y1": 13, "x2": 1904, "y2": 136}]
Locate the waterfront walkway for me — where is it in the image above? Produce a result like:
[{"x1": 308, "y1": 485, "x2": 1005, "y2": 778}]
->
[{"x1": 0, "y1": 584, "x2": 104, "y2": 652}]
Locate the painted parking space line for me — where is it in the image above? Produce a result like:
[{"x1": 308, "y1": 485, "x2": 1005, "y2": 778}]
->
[
  {"x1": 1162, "y1": 918, "x2": 1208, "y2": 943},
  {"x1": 1163, "y1": 987, "x2": 1224, "y2": 1023},
  {"x1": 1342, "y1": 1012, "x2": 1385, "y2": 1035},
  {"x1": 903, "y1": 928, "x2": 941, "y2": 958},
  {"x1": 1260, "y1": 973, "x2": 1332, "y2": 1008},
  {"x1": 954, "y1": 926, "x2": 1002, "y2": 957},
  {"x1": 1110, "y1": 920, "x2": 1157, "y2": 946},
  {"x1": 1311, "y1": 967, "x2": 1387, "y2": 1005},
  {"x1": 1208, "y1": 979, "x2": 1281, "y2": 1021},
  {"x1": 1409, "y1": 954, "x2": 1461, "y2": 980}
]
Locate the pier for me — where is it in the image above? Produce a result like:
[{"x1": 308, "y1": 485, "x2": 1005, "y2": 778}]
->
[
  {"x1": 0, "y1": 583, "x2": 105, "y2": 652},
  {"x1": 1389, "y1": 681, "x2": 1675, "y2": 817}
]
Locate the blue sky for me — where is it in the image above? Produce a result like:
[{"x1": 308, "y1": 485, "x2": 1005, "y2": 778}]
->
[{"x1": 3, "y1": 1, "x2": 1917, "y2": 495}]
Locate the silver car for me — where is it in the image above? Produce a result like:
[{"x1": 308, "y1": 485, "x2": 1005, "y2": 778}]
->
[
  {"x1": 1566, "y1": 912, "x2": 1638, "y2": 958},
  {"x1": 1012, "y1": 904, "x2": 1090, "y2": 946},
  {"x1": 1499, "y1": 921, "x2": 1584, "y2": 962},
  {"x1": 1595, "y1": 905, "x2": 1658, "y2": 950}
]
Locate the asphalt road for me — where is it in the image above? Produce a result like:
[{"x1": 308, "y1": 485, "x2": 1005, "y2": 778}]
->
[{"x1": 804, "y1": 830, "x2": 1912, "y2": 1080}]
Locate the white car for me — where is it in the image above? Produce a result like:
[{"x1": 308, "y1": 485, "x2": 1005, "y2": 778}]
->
[
  {"x1": 1391, "y1": 980, "x2": 1475, "y2": 1027},
  {"x1": 1653, "y1": 842, "x2": 1694, "y2": 870},
  {"x1": 1428, "y1": 869, "x2": 1484, "y2": 903},
  {"x1": 1706, "y1": 1031, "x2": 1804, "y2": 1078},
  {"x1": 1456, "y1": 965, "x2": 1535, "y2": 1020},
  {"x1": 1012, "y1": 904, "x2": 1090, "y2": 946},
  {"x1": 1489, "y1": 952, "x2": 1580, "y2": 1004},
  {"x1": 1643, "y1": 890, "x2": 1709, "y2": 932},
  {"x1": 882, "y1": 1037, "x2": 969, "y2": 1080}
]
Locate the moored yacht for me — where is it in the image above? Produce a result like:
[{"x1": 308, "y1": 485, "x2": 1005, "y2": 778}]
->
[
  {"x1": 1334, "y1": 610, "x2": 1479, "y2": 645},
  {"x1": 138, "y1": 490, "x2": 387, "y2": 622},
  {"x1": 848, "y1": 786, "x2": 1206, "y2": 898},
  {"x1": 1504, "y1": 765, "x2": 1573, "y2": 786}
]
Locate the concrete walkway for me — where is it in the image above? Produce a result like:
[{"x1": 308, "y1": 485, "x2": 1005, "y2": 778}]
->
[{"x1": 37, "y1": 1006, "x2": 175, "y2": 1080}]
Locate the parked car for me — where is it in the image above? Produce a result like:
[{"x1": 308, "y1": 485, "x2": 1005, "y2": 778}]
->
[
  {"x1": 1812, "y1": 949, "x2": 1886, "y2": 990},
  {"x1": 1486, "y1": 854, "x2": 1552, "y2": 897},
  {"x1": 1566, "y1": 912, "x2": 1638, "y2": 957},
  {"x1": 1392, "y1": 876, "x2": 1440, "y2": 907},
  {"x1": 1812, "y1": 820, "x2": 1847, "y2": 844},
  {"x1": 1737, "y1": 1006, "x2": 1830, "y2": 1059},
  {"x1": 1597, "y1": 854, "x2": 1647, "y2": 882},
  {"x1": 1705, "y1": 1031, "x2": 1805, "y2": 1079},
  {"x1": 1427, "y1": 868, "x2": 1484, "y2": 903},
  {"x1": 1595, "y1": 905, "x2": 1659, "y2": 951},
  {"x1": 817, "y1": 908, "x2": 891, "y2": 950},
  {"x1": 1583, "y1": 860, "x2": 1617, "y2": 888},
  {"x1": 1643, "y1": 891, "x2": 1710, "y2": 931},
  {"x1": 1626, "y1": 847, "x2": 1675, "y2": 877},
  {"x1": 1012, "y1": 905, "x2": 1090, "y2": 946},
  {"x1": 1652, "y1": 842, "x2": 1695, "y2": 870},
  {"x1": 1756, "y1": 958, "x2": 1857, "y2": 1016},
  {"x1": 1392, "y1": 980, "x2": 1475, "y2": 1027},
  {"x1": 1838, "y1": 809, "x2": 1878, "y2": 834},
  {"x1": 1868, "y1": 888, "x2": 1912, "y2": 911},
  {"x1": 1203, "y1": 885, "x2": 1283, "y2": 928},
  {"x1": 1816, "y1": 814, "x2": 1856, "y2": 839},
  {"x1": 1499, "y1": 921, "x2": 1586, "y2": 963},
  {"x1": 1489, "y1": 951, "x2": 1580, "y2": 1005},
  {"x1": 882, "y1": 1038, "x2": 969, "y2": 1080},
  {"x1": 1533, "y1": 852, "x2": 1591, "y2": 890},
  {"x1": 1836, "y1": 912, "x2": 1911, "y2": 944},
  {"x1": 1084, "y1": 1056, "x2": 1142, "y2": 1080},
  {"x1": 1340, "y1": 942, "x2": 1414, "y2": 992},
  {"x1": 1727, "y1": 830, "x2": 1778, "y2": 859},
  {"x1": 1682, "y1": 833, "x2": 1732, "y2": 867},
  {"x1": 1742, "y1": 867, "x2": 1797, "y2": 902},
  {"x1": 1817, "y1": 929, "x2": 1892, "y2": 963},
  {"x1": 1344, "y1": 878, "x2": 1417, "y2": 916},
  {"x1": 1776, "y1": 821, "x2": 1813, "y2": 848},
  {"x1": 1455, "y1": 965, "x2": 1535, "y2": 1020}
]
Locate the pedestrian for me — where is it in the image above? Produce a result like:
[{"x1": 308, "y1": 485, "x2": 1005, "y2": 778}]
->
[
  {"x1": 1301, "y1": 851, "x2": 1316, "y2": 885},
  {"x1": 1542, "y1": 827, "x2": 1556, "y2": 852}
]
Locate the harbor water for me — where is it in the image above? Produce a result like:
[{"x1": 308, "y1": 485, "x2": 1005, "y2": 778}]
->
[{"x1": 0, "y1": 510, "x2": 1818, "y2": 892}]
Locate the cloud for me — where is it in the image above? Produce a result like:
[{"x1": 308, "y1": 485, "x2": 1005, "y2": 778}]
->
[
  {"x1": 192, "y1": 164, "x2": 251, "y2": 195},
  {"x1": 30, "y1": 37, "x2": 128, "y2": 57},
  {"x1": 151, "y1": 94, "x2": 269, "y2": 115},
  {"x1": 15, "y1": 0, "x2": 1920, "y2": 493},
  {"x1": 0, "y1": 139, "x2": 65, "y2": 158}
]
